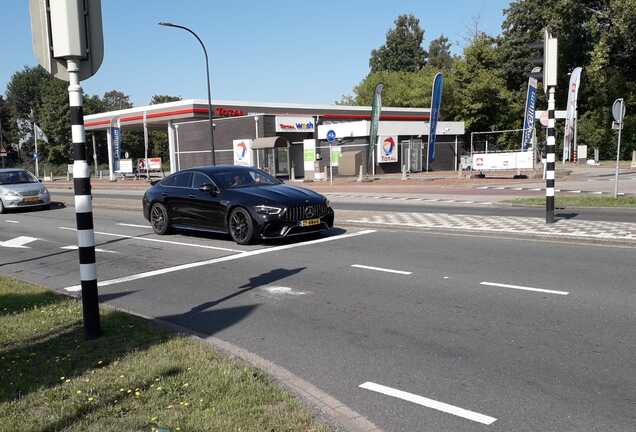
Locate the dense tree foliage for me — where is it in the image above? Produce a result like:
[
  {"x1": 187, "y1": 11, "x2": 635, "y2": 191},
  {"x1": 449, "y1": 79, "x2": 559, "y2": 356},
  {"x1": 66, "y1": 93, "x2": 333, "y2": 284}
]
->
[
  {"x1": 369, "y1": 15, "x2": 427, "y2": 73},
  {"x1": 350, "y1": 5, "x2": 636, "y2": 159}
]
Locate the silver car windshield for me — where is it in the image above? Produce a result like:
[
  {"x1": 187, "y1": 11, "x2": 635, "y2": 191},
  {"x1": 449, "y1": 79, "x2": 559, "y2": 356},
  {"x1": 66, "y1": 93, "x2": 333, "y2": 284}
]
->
[{"x1": 0, "y1": 170, "x2": 38, "y2": 185}]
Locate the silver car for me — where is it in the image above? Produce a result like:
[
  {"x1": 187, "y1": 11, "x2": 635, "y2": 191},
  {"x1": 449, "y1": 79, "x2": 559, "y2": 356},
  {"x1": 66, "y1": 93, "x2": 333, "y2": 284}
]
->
[{"x1": 0, "y1": 169, "x2": 51, "y2": 213}]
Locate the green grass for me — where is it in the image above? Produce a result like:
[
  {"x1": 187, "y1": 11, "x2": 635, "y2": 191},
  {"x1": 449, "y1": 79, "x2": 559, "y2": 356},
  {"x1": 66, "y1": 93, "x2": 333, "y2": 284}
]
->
[
  {"x1": 0, "y1": 277, "x2": 330, "y2": 432},
  {"x1": 510, "y1": 195, "x2": 636, "y2": 208}
]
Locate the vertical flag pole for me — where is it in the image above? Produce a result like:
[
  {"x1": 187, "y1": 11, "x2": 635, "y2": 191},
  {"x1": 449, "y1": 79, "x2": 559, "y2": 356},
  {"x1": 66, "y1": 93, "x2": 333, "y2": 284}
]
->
[
  {"x1": 546, "y1": 87, "x2": 556, "y2": 224},
  {"x1": 67, "y1": 58, "x2": 100, "y2": 339}
]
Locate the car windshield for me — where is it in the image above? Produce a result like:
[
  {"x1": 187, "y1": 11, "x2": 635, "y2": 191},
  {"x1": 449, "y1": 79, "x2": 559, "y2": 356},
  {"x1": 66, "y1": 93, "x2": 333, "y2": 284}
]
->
[
  {"x1": 0, "y1": 170, "x2": 38, "y2": 185},
  {"x1": 213, "y1": 169, "x2": 281, "y2": 189}
]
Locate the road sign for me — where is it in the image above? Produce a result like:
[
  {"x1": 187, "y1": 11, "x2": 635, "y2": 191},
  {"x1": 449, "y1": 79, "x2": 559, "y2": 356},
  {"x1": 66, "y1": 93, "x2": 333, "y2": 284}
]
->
[
  {"x1": 612, "y1": 98, "x2": 626, "y2": 124},
  {"x1": 543, "y1": 29, "x2": 558, "y2": 92},
  {"x1": 0, "y1": 146, "x2": 7, "y2": 157},
  {"x1": 29, "y1": 0, "x2": 104, "y2": 82},
  {"x1": 327, "y1": 130, "x2": 336, "y2": 143}
]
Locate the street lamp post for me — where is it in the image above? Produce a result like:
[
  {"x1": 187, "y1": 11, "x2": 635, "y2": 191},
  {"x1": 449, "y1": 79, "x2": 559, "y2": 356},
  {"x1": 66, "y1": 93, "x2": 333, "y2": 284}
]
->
[{"x1": 158, "y1": 22, "x2": 216, "y2": 165}]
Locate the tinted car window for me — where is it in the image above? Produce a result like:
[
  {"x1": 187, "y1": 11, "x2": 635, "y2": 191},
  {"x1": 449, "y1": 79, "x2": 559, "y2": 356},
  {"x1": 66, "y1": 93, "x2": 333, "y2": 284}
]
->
[
  {"x1": 192, "y1": 172, "x2": 211, "y2": 189},
  {"x1": 161, "y1": 174, "x2": 177, "y2": 187},
  {"x1": 174, "y1": 172, "x2": 193, "y2": 188},
  {"x1": 0, "y1": 170, "x2": 38, "y2": 185},
  {"x1": 213, "y1": 169, "x2": 280, "y2": 189}
]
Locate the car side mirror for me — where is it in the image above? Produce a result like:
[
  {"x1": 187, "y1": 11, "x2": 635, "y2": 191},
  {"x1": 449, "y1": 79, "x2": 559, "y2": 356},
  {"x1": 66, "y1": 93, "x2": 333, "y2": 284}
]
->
[{"x1": 199, "y1": 183, "x2": 219, "y2": 195}]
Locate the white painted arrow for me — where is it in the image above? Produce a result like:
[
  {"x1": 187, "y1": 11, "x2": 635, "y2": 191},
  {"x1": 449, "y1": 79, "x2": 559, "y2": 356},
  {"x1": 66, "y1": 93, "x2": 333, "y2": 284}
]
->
[{"x1": 0, "y1": 236, "x2": 39, "y2": 248}]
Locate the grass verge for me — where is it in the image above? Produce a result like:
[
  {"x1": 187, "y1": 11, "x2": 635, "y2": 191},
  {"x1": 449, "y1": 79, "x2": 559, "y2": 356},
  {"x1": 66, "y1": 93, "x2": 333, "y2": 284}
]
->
[
  {"x1": 0, "y1": 276, "x2": 329, "y2": 432},
  {"x1": 509, "y1": 195, "x2": 636, "y2": 208}
]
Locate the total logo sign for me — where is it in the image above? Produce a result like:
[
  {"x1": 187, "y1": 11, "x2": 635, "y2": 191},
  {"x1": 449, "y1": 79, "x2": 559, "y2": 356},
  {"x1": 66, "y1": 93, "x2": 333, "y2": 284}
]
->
[
  {"x1": 233, "y1": 139, "x2": 253, "y2": 166},
  {"x1": 377, "y1": 135, "x2": 398, "y2": 163}
]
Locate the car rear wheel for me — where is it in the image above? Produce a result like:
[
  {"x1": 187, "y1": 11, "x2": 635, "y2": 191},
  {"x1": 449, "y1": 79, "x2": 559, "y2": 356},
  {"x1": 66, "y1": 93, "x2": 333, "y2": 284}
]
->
[
  {"x1": 150, "y1": 203, "x2": 170, "y2": 235},
  {"x1": 229, "y1": 207, "x2": 255, "y2": 245}
]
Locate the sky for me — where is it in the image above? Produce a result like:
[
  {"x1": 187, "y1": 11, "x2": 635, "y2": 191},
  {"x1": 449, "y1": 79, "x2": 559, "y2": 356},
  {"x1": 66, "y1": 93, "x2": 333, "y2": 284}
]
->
[{"x1": 1, "y1": 0, "x2": 511, "y2": 106}]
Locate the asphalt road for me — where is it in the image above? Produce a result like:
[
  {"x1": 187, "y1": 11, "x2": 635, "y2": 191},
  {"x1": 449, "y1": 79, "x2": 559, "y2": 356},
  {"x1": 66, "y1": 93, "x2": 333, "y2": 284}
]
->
[
  {"x1": 49, "y1": 188, "x2": 636, "y2": 223},
  {"x1": 1, "y1": 206, "x2": 635, "y2": 431}
]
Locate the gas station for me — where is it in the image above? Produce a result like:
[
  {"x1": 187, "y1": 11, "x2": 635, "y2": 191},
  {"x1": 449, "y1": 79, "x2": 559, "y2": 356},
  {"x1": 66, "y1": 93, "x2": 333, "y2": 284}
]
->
[{"x1": 84, "y1": 99, "x2": 465, "y2": 179}]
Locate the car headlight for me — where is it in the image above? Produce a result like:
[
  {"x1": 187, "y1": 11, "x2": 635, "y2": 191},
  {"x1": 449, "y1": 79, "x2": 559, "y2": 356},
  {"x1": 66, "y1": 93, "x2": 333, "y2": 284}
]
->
[
  {"x1": 325, "y1": 199, "x2": 330, "y2": 207},
  {"x1": 5, "y1": 190, "x2": 21, "y2": 198},
  {"x1": 255, "y1": 205, "x2": 283, "y2": 215}
]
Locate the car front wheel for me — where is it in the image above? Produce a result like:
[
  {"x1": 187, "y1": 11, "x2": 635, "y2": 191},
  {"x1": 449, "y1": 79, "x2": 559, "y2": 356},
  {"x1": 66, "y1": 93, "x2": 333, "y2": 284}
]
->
[
  {"x1": 228, "y1": 207, "x2": 256, "y2": 245},
  {"x1": 150, "y1": 203, "x2": 170, "y2": 235}
]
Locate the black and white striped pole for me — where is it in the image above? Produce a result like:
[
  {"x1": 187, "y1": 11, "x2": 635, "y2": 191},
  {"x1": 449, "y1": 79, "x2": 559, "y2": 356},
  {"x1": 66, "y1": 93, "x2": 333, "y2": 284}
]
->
[
  {"x1": 30, "y1": 0, "x2": 105, "y2": 339},
  {"x1": 68, "y1": 58, "x2": 101, "y2": 338},
  {"x1": 543, "y1": 30, "x2": 558, "y2": 224},
  {"x1": 546, "y1": 87, "x2": 556, "y2": 224}
]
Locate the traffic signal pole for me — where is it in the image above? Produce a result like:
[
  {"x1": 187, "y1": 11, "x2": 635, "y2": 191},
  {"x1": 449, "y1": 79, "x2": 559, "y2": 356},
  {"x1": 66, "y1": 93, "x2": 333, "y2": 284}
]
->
[
  {"x1": 546, "y1": 87, "x2": 556, "y2": 224},
  {"x1": 67, "y1": 58, "x2": 100, "y2": 339}
]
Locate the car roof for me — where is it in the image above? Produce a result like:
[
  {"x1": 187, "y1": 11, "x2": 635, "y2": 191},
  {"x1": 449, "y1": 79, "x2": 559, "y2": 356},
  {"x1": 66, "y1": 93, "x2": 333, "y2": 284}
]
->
[{"x1": 188, "y1": 165, "x2": 255, "y2": 176}]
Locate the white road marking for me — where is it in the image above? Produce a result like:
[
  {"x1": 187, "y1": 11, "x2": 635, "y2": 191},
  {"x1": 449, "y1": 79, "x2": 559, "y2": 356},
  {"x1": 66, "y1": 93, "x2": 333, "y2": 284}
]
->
[
  {"x1": 480, "y1": 281, "x2": 569, "y2": 296},
  {"x1": 116, "y1": 223, "x2": 151, "y2": 229},
  {"x1": 60, "y1": 245, "x2": 118, "y2": 254},
  {"x1": 57, "y1": 227, "x2": 242, "y2": 253},
  {"x1": 0, "y1": 236, "x2": 38, "y2": 248},
  {"x1": 262, "y1": 286, "x2": 307, "y2": 296},
  {"x1": 5, "y1": 220, "x2": 19, "y2": 224},
  {"x1": 63, "y1": 229, "x2": 376, "y2": 291},
  {"x1": 359, "y1": 382, "x2": 497, "y2": 425},
  {"x1": 351, "y1": 264, "x2": 412, "y2": 275}
]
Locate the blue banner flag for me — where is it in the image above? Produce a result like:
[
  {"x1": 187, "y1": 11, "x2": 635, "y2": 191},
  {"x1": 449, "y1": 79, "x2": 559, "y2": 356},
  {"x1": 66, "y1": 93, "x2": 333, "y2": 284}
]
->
[
  {"x1": 521, "y1": 77, "x2": 538, "y2": 151},
  {"x1": 428, "y1": 73, "x2": 443, "y2": 162}
]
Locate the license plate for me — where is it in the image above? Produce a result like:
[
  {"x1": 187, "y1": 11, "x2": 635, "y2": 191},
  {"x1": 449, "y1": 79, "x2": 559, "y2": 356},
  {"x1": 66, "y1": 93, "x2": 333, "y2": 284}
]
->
[
  {"x1": 23, "y1": 197, "x2": 41, "y2": 204},
  {"x1": 300, "y1": 218, "x2": 320, "y2": 227}
]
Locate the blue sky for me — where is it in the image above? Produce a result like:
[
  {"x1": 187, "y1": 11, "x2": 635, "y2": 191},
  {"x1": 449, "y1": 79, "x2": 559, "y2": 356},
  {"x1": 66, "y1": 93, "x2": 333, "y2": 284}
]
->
[{"x1": 1, "y1": 0, "x2": 510, "y2": 106}]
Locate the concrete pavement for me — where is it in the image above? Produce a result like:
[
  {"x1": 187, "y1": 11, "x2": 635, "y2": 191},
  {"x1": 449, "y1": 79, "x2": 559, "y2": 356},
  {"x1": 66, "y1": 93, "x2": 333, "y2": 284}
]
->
[{"x1": 1, "y1": 205, "x2": 635, "y2": 431}]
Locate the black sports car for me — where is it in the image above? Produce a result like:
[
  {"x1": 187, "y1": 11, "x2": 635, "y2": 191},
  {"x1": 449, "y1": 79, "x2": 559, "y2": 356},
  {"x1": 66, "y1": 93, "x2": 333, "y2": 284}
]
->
[{"x1": 142, "y1": 165, "x2": 334, "y2": 244}]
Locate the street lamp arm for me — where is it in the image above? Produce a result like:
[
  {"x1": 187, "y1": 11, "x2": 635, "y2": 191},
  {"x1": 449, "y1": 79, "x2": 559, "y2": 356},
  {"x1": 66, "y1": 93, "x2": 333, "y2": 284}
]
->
[{"x1": 158, "y1": 22, "x2": 216, "y2": 165}]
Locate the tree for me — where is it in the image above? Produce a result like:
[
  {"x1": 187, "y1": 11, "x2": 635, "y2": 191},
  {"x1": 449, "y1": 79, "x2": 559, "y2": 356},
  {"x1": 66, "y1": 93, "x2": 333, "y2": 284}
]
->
[
  {"x1": 150, "y1": 95, "x2": 181, "y2": 105},
  {"x1": 39, "y1": 78, "x2": 72, "y2": 164},
  {"x1": 369, "y1": 14, "x2": 427, "y2": 73},
  {"x1": 428, "y1": 35, "x2": 454, "y2": 70},
  {"x1": 102, "y1": 90, "x2": 132, "y2": 111}
]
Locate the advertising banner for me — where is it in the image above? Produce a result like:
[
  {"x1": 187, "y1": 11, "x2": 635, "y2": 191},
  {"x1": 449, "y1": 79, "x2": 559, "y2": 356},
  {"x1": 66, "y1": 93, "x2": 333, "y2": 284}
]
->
[
  {"x1": 472, "y1": 151, "x2": 533, "y2": 171},
  {"x1": 521, "y1": 77, "x2": 538, "y2": 151},
  {"x1": 377, "y1": 135, "x2": 398, "y2": 163},
  {"x1": 112, "y1": 127, "x2": 121, "y2": 170},
  {"x1": 330, "y1": 146, "x2": 341, "y2": 167},
  {"x1": 117, "y1": 159, "x2": 133, "y2": 174},
  {"x1": 563, "y1": 67, "x2": 582, "y2": 160},
  {"x1": 303, "y1": 139, "x2": 316, "y2": 174},
  {"x1": 233, "y1": 139, "x2": 253, "y2": 166},
  {"x1": 275, "y1": 116, "x2": 315, "y2": 133},
  {"x1": 428, "y1": 73, "x2": 444, "y2": 162},
  {"x1": 368, "y1": 83, "x2": 384, "y2": 173}
]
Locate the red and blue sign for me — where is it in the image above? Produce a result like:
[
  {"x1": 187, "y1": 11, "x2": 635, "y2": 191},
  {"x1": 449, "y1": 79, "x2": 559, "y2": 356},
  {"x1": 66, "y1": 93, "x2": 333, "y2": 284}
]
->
[
  {"x1": 378, "y1": 135, "x2": 398, "y2": 163},
  {"x1": 428, "y1": 73, "x2": 443, "y2": 162}
]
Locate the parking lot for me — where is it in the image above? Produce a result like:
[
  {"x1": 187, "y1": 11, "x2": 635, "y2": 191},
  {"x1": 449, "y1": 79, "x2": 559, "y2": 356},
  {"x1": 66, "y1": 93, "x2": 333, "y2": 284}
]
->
[{"x1": 2, "y1": 205, "x2": 635, "y2": 431}]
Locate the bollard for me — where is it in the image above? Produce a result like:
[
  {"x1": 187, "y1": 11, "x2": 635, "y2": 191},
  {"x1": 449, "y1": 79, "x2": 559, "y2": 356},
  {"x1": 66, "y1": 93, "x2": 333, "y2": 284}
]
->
[
  {"x1": 401, "y1": 164, "x2": 407, "y2": 181},
  {"x1": 323, "y1": 166, "x2": 328, "y2": 182},
  {"x1": 631, "y1": 150, "x2": 636, "y2": 169},
  {"x1": 357, "y1": 164, "x2": 364, "y2": 182},
  {"x1": 290, "y1": 166, "x2": 295, "y2": 182}
]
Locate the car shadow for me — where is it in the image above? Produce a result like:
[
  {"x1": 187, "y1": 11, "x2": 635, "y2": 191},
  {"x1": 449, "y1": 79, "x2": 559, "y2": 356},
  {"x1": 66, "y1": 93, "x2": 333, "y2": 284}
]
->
[{"x1": 2, "y1": 201, "x2": 65, "y2": 214}]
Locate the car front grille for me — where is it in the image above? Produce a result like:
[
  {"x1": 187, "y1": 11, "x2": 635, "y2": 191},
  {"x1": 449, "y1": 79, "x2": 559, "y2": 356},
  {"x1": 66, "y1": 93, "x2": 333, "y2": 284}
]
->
[
  {"x1": 283, "y1": 203, "x2": 330, "y2": 222},
  {"x1": 21, "y1": 190, "x2": 40, "y2": 197}
]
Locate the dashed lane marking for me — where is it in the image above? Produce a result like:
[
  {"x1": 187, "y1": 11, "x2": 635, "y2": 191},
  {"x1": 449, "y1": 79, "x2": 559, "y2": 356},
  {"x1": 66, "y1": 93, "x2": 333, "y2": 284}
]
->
[
  {"x1": 480, "y1": 281, "x2": 569, "y2": 296},
  {"x1": 359, "y1": 381, "x2": 497, "y2": 425},
  {"x1": 63, "y1": 229, "x2": 376, "y2": 292},
  {"x1": 0, "y1": 236, "x2": 38, "y2": 248},
  {"x1": 5, "y1": 220, "x2": 19, "y2": 224},
  {"x1": 351, "y1": 264, "x2": 412, "y2": 275}
]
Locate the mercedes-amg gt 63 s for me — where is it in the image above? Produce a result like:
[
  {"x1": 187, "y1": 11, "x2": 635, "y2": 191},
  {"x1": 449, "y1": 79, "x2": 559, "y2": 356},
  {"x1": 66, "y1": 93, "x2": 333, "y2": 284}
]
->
[{"x1": 143, "y1": 165, "x2": 334, "y2": 244}]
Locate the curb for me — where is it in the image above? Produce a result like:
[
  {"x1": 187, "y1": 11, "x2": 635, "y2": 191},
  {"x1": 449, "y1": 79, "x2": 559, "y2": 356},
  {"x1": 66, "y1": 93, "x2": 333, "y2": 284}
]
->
[{"x1": 57, "y1": 292, "x2": 382, "y2": 432}]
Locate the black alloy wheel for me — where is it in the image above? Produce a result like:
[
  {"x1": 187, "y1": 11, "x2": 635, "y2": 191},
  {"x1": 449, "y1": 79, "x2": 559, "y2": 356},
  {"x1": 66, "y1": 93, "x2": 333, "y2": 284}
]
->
[
  {"x1": 150, "y1": 203, "x2": 170, "y2": 235},
  {"x1": 229, "y1": 207, "x2": 255, "y2": 245}
]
